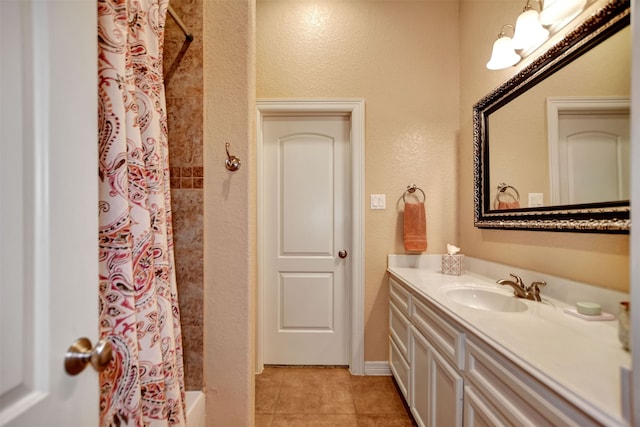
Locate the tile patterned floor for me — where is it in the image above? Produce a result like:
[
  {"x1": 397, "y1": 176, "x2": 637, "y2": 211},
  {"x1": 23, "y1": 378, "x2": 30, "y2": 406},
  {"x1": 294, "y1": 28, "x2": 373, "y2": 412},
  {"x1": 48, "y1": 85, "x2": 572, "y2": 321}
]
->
[{"x1": 255, "y1": 367, "x2": 416, "y2": 427}]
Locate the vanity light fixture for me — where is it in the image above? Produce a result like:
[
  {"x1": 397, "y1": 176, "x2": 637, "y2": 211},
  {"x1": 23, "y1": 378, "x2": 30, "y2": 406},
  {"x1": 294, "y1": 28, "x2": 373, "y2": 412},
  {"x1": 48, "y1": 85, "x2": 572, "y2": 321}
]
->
[
  {"x1": 511, "y1": 0, "x2": 549, "y2": 52},
  {"x1": 486, "y1": 0, "x2": 588, "y2": 71},
  {"x1": 486, "y1": 25, "x2": 521, "y2": 70}
]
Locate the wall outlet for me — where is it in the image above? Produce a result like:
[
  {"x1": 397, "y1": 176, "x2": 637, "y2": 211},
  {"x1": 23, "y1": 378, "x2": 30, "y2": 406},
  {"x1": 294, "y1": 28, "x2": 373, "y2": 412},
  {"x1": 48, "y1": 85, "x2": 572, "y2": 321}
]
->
[
  {"x1": 370, "y1": 194, "x2": 386, "y2": 210},
  {"x1": 528, "y1": 193, "x2": 544, "y2": 208}
]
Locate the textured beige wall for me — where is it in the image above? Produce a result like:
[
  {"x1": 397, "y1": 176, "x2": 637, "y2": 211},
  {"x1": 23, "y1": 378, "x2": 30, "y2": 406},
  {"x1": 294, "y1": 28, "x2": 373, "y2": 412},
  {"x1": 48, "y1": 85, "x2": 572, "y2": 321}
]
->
[
  {"x1": 203, "y1": 0, "x2": 256, "y2": 425},
  {"x1": 459, "y1": 0, "x2": 629, "y2": 292},
  {"x1": 257, "y1": 0, "x2": 460, "y2": 361}
]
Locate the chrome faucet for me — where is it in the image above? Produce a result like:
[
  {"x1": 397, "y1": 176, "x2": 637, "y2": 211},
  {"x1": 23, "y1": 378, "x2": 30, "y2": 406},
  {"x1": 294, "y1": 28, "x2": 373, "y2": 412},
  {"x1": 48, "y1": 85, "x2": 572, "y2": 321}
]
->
[{"x1": 497, "y1": 273, "x2": 546, "y2": 302}]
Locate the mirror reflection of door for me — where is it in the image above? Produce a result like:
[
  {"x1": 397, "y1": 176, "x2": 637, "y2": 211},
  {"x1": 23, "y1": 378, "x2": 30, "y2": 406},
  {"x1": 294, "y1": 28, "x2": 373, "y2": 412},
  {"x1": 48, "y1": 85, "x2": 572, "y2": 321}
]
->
[{"x1": 547, "y1": 97, "x2": 630, "y2": 205}]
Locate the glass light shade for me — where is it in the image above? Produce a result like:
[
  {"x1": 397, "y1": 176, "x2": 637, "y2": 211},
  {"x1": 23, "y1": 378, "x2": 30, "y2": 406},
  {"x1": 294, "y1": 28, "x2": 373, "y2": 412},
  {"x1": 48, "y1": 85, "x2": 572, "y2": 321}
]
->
[
  {"x1": 511, "y1": 9, "x2": 549, "y2": 51},
  {"x1": 486, "y1": 36, "x2": 521, "y2": 70},
  {"x1": 540, "y1": 0, "x2": 587, "y2": 27}
]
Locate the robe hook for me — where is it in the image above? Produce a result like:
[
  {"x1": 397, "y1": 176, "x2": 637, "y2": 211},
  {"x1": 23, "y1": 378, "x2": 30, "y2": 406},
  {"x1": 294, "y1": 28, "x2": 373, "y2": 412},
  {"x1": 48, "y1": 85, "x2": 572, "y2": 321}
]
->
[{"x1": 225, "y1": 143, "x2": 241, "y2": 172}]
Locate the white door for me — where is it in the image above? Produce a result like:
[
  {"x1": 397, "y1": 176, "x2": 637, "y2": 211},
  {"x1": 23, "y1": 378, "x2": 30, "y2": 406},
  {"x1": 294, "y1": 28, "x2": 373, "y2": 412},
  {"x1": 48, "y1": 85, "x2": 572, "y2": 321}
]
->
[
  {"x1": 262, "y1": 115, "x2": 351, "y2": 365},
  {"x1": 1, "y1": 1, "x2": 98, "y2": 425}
]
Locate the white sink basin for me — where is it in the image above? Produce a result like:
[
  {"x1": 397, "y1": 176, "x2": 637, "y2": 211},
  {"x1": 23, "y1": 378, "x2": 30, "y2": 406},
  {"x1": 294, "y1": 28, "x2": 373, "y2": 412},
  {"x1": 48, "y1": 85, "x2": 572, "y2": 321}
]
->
[{"x1": 442, "y1": 285, "x2": 528, "y2": 313}]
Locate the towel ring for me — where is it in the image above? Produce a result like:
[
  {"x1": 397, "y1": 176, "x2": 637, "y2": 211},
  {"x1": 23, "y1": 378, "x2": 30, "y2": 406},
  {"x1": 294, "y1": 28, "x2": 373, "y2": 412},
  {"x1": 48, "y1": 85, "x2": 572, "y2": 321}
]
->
[
  {"x1": 497, "y1": 183, "x2": 520, "y2": 201},
  {"x1": 402, "y1": 184, "x2": 426, "y2": 203}
]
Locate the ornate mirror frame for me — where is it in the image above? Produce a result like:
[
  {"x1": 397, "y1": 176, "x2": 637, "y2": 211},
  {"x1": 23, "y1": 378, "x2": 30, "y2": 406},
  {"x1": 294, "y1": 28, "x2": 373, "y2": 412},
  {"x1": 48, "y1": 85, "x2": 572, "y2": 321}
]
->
[{"x1": 473, "y1": 0, "x2": 631, "y2": 233}]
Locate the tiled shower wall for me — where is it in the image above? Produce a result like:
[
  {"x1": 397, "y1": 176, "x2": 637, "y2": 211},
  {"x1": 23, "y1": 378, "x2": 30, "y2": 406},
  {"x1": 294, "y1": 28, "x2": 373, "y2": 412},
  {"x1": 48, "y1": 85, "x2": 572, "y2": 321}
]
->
[{"x1": 164, "y1": 0, "x2": 203, "y2": 390}]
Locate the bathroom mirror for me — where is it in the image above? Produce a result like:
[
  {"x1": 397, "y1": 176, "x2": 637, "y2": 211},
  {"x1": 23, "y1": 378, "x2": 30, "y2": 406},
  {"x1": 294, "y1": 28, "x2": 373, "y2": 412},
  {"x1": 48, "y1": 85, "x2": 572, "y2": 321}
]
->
[{"x1": 473, "y1": 0, "x2": 630, "y2": 232}]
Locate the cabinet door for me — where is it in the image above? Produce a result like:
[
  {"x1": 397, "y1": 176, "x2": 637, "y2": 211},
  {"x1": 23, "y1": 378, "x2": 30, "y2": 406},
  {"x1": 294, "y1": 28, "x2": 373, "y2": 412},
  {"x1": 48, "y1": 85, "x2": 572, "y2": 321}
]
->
[
  {"x1": 430, "y1": 347, "x2": 464, "y2": 426},
  {"x1": 411, "y1": 326, "x2": 464, "y2": 427},
  {"x1": 411, "y1": 327, "x2": 430, "y2": 427}
]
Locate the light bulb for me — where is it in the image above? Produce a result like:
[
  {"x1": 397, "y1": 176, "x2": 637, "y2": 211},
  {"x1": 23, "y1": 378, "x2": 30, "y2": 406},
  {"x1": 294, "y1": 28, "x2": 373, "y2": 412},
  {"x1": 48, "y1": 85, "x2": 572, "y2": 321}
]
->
[
  {"x1": 486, "y1": 36, "x2": 521, "y2": 70},
  {"x1": 511, "y1": 9, "x2": 549, "y2": 52}
]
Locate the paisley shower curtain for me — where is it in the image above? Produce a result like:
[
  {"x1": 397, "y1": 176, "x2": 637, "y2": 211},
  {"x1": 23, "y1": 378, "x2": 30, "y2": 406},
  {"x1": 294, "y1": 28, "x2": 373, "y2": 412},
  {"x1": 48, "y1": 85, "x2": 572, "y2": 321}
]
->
[{"x1": 97, "y1": 0, "x2": 186, "y2": 425}]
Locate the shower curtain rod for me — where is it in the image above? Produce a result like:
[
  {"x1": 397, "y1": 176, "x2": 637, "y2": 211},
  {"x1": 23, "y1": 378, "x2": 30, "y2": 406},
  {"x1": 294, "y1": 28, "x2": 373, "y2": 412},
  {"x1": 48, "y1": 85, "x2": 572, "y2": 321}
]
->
[{"x1": 168, "y1": 4, "x2": 194, "y2": 42}]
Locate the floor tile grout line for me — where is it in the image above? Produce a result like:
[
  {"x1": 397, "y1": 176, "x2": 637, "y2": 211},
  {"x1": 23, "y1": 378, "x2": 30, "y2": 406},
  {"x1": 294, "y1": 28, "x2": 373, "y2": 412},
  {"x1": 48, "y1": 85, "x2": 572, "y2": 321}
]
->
[{"x1": 271, "y1": 370, "x2": 283, "y2": 416}]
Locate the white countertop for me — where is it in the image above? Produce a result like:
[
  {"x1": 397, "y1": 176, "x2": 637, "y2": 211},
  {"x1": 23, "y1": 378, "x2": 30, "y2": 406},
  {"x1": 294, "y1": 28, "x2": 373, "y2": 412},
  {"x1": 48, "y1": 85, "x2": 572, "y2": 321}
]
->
[{"x1": 387, "y1": 255, "x2": 631, "y2": 426}]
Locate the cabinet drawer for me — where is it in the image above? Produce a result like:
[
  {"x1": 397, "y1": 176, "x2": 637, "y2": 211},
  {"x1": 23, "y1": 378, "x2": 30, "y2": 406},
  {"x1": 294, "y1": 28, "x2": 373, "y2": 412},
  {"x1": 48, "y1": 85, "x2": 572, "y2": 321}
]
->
[
  {"x1": 389, "y1": 336, "x2": 410, "y2": 400},
  {"x1": 463, "y1": 385, "x2": 509, "y2": 427},
  {"x1": 465, "y1": 340, "x2": 600, "y2": 427},
  {"x1": 389, "y1": 276, "x2": 411, "y2": 316},
  {"x1": 390, "y1": 301, "x2": 411, "y2": 358},
  {"x1": 411, "y1": 297, "x2": 465, "y2": 370}
]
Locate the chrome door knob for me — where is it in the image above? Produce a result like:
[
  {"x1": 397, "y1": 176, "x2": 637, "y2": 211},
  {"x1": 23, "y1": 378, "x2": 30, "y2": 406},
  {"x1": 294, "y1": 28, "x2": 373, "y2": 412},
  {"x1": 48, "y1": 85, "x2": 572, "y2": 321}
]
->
[
  {"x1": 65, "y1": 337, "x2": 113, "y2": 376},
  {"x1": 338, "y1": 250, "x2": 348, "y2": 259}
]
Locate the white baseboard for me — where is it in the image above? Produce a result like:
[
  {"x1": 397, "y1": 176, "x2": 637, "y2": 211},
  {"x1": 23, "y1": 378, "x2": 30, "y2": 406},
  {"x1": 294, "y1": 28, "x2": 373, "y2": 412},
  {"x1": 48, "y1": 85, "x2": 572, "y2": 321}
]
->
[{"x1": 364, "y1": 361, "x2": 391, "y2": 376}]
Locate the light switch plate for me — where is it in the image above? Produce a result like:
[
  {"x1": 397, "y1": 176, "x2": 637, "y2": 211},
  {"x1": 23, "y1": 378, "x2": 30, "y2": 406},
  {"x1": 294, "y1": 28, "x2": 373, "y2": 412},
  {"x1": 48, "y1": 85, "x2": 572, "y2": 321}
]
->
[
  {"x1": 528, "y1": 193, "x2": 544, "y2": 208},
  {"x1": 370, "y1": 194, "x2": 386, "y2": 210}
]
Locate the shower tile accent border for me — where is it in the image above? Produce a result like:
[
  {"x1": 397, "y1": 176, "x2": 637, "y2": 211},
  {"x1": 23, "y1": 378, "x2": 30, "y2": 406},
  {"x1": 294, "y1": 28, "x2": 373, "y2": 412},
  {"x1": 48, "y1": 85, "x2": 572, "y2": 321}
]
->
[{"x1": 171, "y1": 167, "x2": 204, "y2": 189}]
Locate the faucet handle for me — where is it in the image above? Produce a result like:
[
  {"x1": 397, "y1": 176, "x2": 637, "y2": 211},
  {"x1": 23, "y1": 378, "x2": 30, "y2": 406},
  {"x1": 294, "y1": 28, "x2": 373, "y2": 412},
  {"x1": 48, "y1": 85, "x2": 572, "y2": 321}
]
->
[
  {"x1": 529, "y1": 281, "x2": 547, "y2": 301},
  {"x1": 508, "y1": 273, "x2": 524, "y2": 286}
]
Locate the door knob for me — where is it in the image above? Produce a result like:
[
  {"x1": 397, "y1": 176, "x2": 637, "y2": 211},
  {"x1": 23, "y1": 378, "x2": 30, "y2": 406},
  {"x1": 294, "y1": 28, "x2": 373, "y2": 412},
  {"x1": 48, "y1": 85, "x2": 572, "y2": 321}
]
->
[
  {"x1": 65, "y1": 337, "x2": 113, "y2": 376},
  {"x1": 338, "y1": 250, "x2": 348, "y2": 259}
]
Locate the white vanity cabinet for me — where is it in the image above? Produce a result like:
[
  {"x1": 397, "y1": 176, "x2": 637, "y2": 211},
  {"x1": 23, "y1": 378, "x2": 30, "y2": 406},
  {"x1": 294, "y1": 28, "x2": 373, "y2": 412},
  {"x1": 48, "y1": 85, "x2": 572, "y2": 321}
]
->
[
  {"x1": 388, "y1": 272, "x2": 610, "y2": 427},
  {"x1": 389, "y1": 279, "x2": 411, "y2": 402},
  {"x1": 389, "y1": 277, "x2": 412, "y2": 400},
  {"x1": 389, "y1": 277, "x2": 464, "y2": 427},
  {"x1": 389, "y1": 301, "x2": 411, "y2": 399}
]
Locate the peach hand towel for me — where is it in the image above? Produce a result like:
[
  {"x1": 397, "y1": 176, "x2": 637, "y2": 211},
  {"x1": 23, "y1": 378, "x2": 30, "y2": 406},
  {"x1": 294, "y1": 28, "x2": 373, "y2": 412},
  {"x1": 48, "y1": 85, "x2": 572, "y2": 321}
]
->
[
  {"x1": 403, "y1": 202, "x2": 427, "y2": 252},
  {"x1": 497, "y1": 200, "x2": 520, "y2": 209}
]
